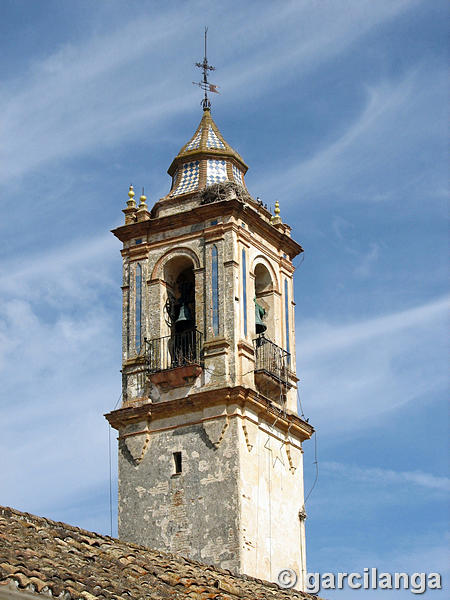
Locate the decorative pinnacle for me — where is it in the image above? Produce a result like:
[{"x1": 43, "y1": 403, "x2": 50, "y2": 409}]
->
[
  {"x1": 138, "y1": 188, "x2": 147, "y2": 209},
  {"x1": 123, "y1": 184, "x2": 137, "y2": 224},
  {"x1": 271, "y1": 200, "x2": 282, "y2": 225},
  {"x1": 193, "y1": 27, "x2": 219, "y2": 111},
  {"x1": 127, "y1": 184, "x2": 136, "y2": 208},
  {"x1": 136, "y1": 186, "x2": 150, "y2": 222}
]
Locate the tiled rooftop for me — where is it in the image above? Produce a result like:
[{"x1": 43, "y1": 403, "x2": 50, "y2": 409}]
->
[
  {"x1": 167, "y1": 109, "x2": 248, "y2": 198},
  {"x1": 0, "y1": 506, "x2": 319, "y2": 600}
]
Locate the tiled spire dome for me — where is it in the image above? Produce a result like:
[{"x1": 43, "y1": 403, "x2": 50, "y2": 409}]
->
[{"x1": 167, "y1": 109, "x2": 248, "y2": 197}]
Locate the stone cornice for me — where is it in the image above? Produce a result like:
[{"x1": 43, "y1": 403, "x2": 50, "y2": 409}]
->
[
  {"x1": 203, "y1": 337, "x2": 231, "y2": 351},
  {"x1": 112, "y1": 198, "x2": 303, "y2": 260},
  {"x1": 105, "y1": 385, "x2": 314, "y2": 442}
]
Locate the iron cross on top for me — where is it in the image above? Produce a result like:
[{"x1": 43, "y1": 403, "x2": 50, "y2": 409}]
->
[{"x1": 193, "y1": 27, "x2": 220, "y2": 110}]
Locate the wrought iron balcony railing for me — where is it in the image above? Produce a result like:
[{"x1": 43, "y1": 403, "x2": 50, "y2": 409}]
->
[
  {"x1": 144, "y1": 329, "x2": 203, "y2": 374},
  {"x1": 253, "y1": 335, "x2": 291, "y2": 386}
]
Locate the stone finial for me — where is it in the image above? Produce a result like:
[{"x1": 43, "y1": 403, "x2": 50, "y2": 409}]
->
[
  {"x1": 127, "y1": 185, "x2": 136, "y2": 206},
  {"x1": 139, "y1": 189, "x2": 147, "y2": 208},
  {"x1": 136, "y1": 187, "x2": 150, "y2": 222},
  {"x1": 123, "y1": 184, "x2": 138, "y2": 224},
  {"x1": 271, "y1": 200, "x2": 282, "y2": 226}
]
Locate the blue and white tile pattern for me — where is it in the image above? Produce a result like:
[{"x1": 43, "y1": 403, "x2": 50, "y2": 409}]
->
[
  {"x1": 207, "y1": 159, "x2": 228, "y2": 185},
  {"x1": 207, "y1": 126, "x2": 225, "y2": 149},
  {"x1": 185, "y1": 130, "x2": 202, "y2": 151},
  {"x1": 172, "y1": 161, "x2": 200, "y2": 195},
  {"x1": 232, "y1": 164, "x2": 244, "y2": 185}
]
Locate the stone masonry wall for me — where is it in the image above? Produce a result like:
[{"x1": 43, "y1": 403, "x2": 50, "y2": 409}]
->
[
  {"x1": 238, "y1": 407, "x2": 307, "y2": 590},
  {"x1": 118, "y1": 416, "x2": 241, "y2": 572}
]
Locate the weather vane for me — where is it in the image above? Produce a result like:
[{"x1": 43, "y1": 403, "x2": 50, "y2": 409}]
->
[{"x1": 193, "y1": 27, "x2": 219, "y2": 110}]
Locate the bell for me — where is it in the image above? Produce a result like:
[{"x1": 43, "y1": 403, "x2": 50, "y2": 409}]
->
[
  {"x1": 255, "y1": 301, "x2": 267, "y2": 335},
  {"x1": 175, "y1": 302, "x2": 193, "y2": 332}
]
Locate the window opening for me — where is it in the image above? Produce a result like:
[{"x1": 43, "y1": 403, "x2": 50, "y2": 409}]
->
[{"x1": 173, "y1": 451, "x2": 182, "y2": 474}]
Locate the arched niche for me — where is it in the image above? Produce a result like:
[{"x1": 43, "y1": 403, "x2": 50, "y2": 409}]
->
[
  {"x1": 251, "y1": 255, "x2": 279, "y2": 292},
  {"x1": 151, "y1": 247, "x2": 202, "y2": 340},
  {"x1": 162, "y1": 255, "x2": 196, "y2": 338},
  {"x1": 152, "y1": 246, "x2": 200, "y2": 280},
  {"x1": 145, "y1": 253, "x2": 201, "y2": 376},
  {"x1": 253, "y1": 262, "x2": 277, "y2": 343}
]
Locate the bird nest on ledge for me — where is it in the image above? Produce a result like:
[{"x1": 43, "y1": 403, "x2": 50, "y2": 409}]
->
[{"x1": 200, "y1": 180, "x2": 250, "y2": 205}]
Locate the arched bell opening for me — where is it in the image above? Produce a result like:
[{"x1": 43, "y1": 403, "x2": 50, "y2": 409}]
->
[
  {"x1": 253, "y1": 262, "x2": 291, "y2": 402},
  {"x1": 161, "y1": 256, "x2": 199, "y2": 371},
  {"x1": 163, "y1": 257, "x2": 196, "y2": 331},
  {"x1": 254, "y1": 263, "x2": 276, "y2": 343}
]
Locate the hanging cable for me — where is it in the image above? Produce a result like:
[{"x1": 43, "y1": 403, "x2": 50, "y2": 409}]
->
[
  {"x1": 113, "y1": 392, "x2": 122, "y2": 410},
  {"x1": 304, "y1": 431, "x2": 318, "y2": 504},
  {"x1": 108, "y1": 392, "x2": 122, "y2": 537},
  {"x1": 295, "y1": 253, "x2": 305, "y2": 268},
  {"x1": 296, "y1": 388, "x2": 306, "y2": 420},
  {"x1": 108, "y1": 425, "x2": 113, "y2": 537}
]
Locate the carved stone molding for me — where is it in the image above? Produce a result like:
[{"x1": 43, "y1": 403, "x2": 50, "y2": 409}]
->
[
  {"x1": 202, "y1": 416, "x2": 229, "y2": 446},
  {"x1": 242, "y1": 419, "x2": 258, "y2": 452},
  {"x1": 124, "y1": 431, "x2": 151, "y2": 464}
]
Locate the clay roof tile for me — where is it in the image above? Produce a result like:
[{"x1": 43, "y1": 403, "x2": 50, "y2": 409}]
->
[{"x1": 0, "y1": 505, "x2": 323, "y2": 600}]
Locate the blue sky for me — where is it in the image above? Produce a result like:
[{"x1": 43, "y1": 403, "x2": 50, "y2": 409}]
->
[{"x1": 0, "y1": 0, "x2": 448, "y2": 597}]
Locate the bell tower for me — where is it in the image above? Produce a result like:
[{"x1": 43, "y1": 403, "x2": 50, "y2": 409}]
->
[{"x1": 106, "y1": 72, "x2": 314, "y2": 588}]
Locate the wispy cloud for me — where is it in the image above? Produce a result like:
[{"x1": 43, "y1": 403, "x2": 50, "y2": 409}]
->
[
  {"x1": 219, "y1": 0, "x2": 416, "y2": 96},
  {"x1": 307, "y1": 461, "x2": 449, "y2": 597},
  {"x1": 297, "y1": 296, "x2": 449, "y2": 430},
  {"x1": 267, "y1": 62, "x2": 447, "y2": 204},
  {"x1": 300, "y1": 76, "x2": 414, "y2": 178},
  {"x1": 300, "y1": 296, "x2": 449, "y2": 359},
  {"x1": 0, "y1": 7, "x2": 197, "y2": 182},
  {"x1": 323, "y1": 461, "x2": 450, "y2": 492},
  {"x1": 0, "y1": 234, "x2": 120, "y2": 520},
  {"x1": 0, "y1": 0, "x2": 417, "y2": 183}
]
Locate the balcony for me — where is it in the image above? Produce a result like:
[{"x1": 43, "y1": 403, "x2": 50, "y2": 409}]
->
[
  {"x1": 144, "y1": 329, "x2": 203, "y2": 389},
  {"x1": 253, "y1": 335, "x2": 292, "y2": 399}
]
